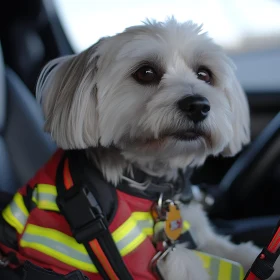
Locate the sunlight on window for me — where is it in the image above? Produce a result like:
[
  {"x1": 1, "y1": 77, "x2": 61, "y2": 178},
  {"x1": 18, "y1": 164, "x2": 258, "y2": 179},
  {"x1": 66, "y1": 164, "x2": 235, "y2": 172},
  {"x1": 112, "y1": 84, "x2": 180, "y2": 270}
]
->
[{"x1": 54, "y1": 0, "x2": 280, "y2": 53}]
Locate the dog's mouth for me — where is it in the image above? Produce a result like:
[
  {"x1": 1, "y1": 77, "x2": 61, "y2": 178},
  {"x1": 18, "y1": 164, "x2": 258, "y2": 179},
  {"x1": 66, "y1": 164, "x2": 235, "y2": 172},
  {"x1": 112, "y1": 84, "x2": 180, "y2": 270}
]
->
[
  {"x1": 143, "y1": 129, "x2": 211, "y2": 147},
  {"x1": 169, "y1": 130, "x2": 205, "y2": 141}
]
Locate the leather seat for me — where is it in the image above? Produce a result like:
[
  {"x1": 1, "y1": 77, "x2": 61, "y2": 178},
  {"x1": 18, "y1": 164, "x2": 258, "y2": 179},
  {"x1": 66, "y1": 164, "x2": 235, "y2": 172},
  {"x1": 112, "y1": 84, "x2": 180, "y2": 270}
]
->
[{"x1": 0, "y1": 42, "x2": 56, "y2": 196}]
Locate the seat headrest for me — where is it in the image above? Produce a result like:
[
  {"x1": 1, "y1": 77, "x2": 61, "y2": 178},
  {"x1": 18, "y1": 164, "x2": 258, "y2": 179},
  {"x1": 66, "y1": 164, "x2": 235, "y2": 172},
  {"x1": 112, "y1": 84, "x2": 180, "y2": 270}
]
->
[
  {"x1": 0, "y1": 43, "x2": 6, "y2": 133},
  {"x1": 7, "y1": 22, "x2": 45, "y2": 92}
]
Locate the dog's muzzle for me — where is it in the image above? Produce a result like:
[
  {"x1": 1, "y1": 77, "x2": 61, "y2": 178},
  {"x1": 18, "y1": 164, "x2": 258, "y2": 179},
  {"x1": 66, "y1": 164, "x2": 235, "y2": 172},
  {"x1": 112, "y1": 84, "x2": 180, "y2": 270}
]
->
[{"x1": 177, "y1": 95, "x2": 210, "y2": 123}]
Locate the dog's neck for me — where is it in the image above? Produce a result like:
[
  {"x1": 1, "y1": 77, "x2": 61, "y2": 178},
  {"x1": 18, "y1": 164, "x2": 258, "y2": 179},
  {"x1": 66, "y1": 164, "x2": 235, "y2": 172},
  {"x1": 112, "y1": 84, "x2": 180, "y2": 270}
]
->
[{"x1": 85, "y1": 147, "x2": 180, "y2": 186}]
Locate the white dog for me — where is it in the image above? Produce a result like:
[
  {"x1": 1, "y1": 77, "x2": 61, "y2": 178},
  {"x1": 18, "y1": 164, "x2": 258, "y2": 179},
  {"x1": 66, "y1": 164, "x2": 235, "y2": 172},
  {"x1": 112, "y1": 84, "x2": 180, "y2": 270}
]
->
[{"x1": 36, "y1": 18, "x2": 280, "y2": 280}]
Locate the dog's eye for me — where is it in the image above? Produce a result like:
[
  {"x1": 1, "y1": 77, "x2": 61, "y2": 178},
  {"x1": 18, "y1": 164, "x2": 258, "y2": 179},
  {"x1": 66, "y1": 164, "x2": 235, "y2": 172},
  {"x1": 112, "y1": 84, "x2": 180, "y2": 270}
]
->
[
  {"x1": 197, "y1": 68, "x2": 212, "y2": 84},
  {"x1": 133, "y1": 66, "x2": 158, "y2": 84}
]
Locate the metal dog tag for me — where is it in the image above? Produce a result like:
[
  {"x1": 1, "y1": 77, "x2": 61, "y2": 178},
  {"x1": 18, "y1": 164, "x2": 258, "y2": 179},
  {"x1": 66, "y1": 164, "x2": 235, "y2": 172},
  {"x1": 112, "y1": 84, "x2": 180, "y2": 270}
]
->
[
  {"x1": 152, "y1": 195, "x2": 183, "y2": 243},
  {"x1": 164, "y1": 202, "x2": 182, "y2": 241},
  {"x1": 150, "y1": 194, "x2": 183, "y2": 279}
]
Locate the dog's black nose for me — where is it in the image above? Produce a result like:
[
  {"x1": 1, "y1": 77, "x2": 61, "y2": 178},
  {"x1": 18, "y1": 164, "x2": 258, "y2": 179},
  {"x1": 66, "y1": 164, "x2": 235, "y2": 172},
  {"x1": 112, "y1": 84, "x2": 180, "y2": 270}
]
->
[{"x1": 177, "y1": 95, "x2": 210, "y2": 123}]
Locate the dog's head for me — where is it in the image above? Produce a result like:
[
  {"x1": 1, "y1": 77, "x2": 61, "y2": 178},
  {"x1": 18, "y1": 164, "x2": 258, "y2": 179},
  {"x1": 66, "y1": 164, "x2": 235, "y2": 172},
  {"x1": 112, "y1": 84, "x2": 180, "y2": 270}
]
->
[{"x1": 37, "y1": 18, "x2": 250, "y2": 170}]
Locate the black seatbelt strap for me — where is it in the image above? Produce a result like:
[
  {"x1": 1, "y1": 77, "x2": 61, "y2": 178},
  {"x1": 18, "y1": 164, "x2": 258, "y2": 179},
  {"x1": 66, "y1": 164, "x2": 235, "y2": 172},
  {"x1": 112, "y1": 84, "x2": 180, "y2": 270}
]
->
[{"x1": 55, "y1": 154, "x2": 133, "y2": 280}]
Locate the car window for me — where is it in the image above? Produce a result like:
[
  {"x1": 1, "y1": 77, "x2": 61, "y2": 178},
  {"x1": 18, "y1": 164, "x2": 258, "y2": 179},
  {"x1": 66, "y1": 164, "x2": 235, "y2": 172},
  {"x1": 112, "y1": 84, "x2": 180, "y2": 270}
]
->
[{"x1": 53, "y1": 0, "x2": 280, "y2": 92}]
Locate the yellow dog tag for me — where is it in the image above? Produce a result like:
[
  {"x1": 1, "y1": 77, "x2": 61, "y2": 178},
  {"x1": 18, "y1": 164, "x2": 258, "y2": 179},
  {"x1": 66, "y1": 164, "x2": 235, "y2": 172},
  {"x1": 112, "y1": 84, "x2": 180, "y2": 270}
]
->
[{"x1": 165, "y1": 203, "x2": 183, "y2": 241}]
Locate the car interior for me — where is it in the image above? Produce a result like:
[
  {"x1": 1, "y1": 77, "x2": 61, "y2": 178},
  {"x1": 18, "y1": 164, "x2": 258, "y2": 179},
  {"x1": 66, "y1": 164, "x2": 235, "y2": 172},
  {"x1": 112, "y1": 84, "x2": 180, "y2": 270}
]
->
[{"x1": 0, "y1": 0, "x2": 280, "y2": 261}]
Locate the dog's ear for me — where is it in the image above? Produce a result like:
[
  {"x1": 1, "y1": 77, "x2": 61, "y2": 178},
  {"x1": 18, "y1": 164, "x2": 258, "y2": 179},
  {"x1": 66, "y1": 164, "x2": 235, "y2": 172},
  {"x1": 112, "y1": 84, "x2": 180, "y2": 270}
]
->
[
  {"x1": 222, "y1": 72, "x2": 250, "y2": 156},
  {"x1": 36, "y1": 43, "x2": 102, "y2": 149}
]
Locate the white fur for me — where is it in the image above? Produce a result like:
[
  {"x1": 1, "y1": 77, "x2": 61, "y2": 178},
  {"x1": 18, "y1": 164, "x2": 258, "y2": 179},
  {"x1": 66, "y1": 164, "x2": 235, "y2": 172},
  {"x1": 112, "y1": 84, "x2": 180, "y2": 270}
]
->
[
  {"x1": 159, "y1": 245, "x2": 210, "y2": 280},
  {"x1": 35, "y1": 18, "x2": 275, "y2": 280},
  {"x1": 179, "y1": 203, "x2": 280, "y2": 280},
  {"x1": 37, "y1": 18, "x2": 250, "y2": 183}
]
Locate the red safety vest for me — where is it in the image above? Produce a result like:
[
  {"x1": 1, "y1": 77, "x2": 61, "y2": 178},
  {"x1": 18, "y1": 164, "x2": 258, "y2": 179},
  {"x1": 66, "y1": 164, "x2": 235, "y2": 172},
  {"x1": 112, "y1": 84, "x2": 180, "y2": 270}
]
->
[{"x1": 0, "y1": 150, "x2": 158, "y2": 279}]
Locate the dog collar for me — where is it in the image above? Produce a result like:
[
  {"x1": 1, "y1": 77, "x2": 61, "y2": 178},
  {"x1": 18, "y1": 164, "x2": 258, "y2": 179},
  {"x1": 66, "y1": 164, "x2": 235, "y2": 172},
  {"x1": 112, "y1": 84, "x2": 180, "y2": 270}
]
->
[
  {"x1": 65, "y1": 149, "x2": 193, "y2": 203},
  {"x1": 117, "y1": 167, "x2": 194, "y2": 202}
]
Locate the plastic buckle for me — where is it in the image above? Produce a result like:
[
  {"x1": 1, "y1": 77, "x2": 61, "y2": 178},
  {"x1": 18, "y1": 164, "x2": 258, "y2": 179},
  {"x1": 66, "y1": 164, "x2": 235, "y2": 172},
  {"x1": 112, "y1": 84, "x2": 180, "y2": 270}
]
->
[
  {"x1": 57, "y1": 186, "x2": 107, "y2": 243},
  {"x1": 250, "y1": 248, "x2": 276, "y2": 280}
]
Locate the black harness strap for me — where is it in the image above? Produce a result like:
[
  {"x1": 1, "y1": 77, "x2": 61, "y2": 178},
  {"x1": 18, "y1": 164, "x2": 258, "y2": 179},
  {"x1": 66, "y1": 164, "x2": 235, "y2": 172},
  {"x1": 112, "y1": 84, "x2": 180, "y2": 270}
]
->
[{"x1": 55, "y1": 153, "x2": 133, "y2": 280}]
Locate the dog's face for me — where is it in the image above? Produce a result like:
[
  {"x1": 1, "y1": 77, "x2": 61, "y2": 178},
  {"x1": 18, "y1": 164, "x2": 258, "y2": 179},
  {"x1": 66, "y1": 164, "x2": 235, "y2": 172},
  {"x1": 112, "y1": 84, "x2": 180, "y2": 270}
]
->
[{"x1": 37, "y1": 19, "x2": 250, "y2": 169}]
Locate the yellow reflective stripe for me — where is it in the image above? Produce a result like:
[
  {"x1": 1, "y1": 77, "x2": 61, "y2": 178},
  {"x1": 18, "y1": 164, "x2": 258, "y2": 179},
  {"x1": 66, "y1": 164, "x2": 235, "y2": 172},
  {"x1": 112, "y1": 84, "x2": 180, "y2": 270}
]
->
[
  {"x1": 231, "y1": 261, "x2": 244, "y2": 280},
  {"x1": 2, "y1": 206, "x2": 24, "y2": 234},
  {"x1": 20, "y1": 212, "x2": 152, "y2": 268},
  {"x1": 183, "y1": 221, "x2": 191, "y2": 232},
  {"x1": 2, "y1": 193, "x2": 28, "y2": 234},
  {"x1": 112, "y1": 212, "x2": 153, "y2": 255},
  {"x1": 114, "y1": 220, "x2": 146, "y2": 255},
  {"x1": 112, "y1": 212, "x2": 153, "y2": 242},
  {"x1": 194, "y1": 251, "x2": 244, "y2": 280},
  {"x1": 142, "y1": 227, "x2": 153, "y2": 236},
  {"x1": 20, "y1": 239, "x2": 96, "y2": 273},
  {"x1": 37, "y1": 184, "x2": 57, "y2": 196},
  {"x1": 218, "y1": 259, "x2": 232, "y2": 280},
  {"x1": 195, "y1": 251, "x2": 211, "y2": 269},
  {"x1": 21, "y1": 221, "x2": 148, "y2": 272},
  {"x1": 37, "y1": 200, "x2": 59, "y2": 211},
  {"x1": 31, "y1": 191, "x2": 38, "y2": 205},
  {"x1": 131, "y1": 212, "x2": 152, "y2": 220},
  {"x1": 118, "y1": 232, "x2": 146, "y2": 256},
  {"x1": 112, "y1": 216, "x2": 136, "y2": 243},
  {"x1": 32, "y1": 184, "x2": 59, "y2": 211},
  {"x1": 132, "y1": 212, "x2": 153, "y2": 236},
  {"x1": 21, "y1": 224, "x2": 97, "y2": 273},
  {"x1": 24, "y1": 224, "x2": 86, "y2": 254},
  {"x1": 14, "y1": 192, "x2": 29, "y2": 216}
]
